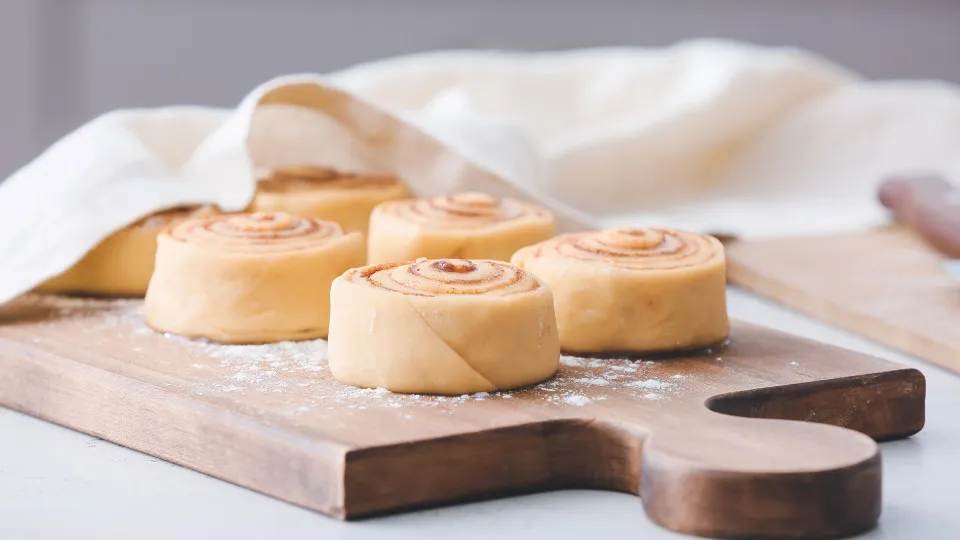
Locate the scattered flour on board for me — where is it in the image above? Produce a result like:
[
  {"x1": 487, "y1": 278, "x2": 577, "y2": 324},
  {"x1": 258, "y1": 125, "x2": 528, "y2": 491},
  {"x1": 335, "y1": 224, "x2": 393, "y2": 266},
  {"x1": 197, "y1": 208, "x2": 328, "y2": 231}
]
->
[
  {"x1": 572, "y1": 377, "x2": 611, "y2": 387},
  {"x1": 627, "y1": 379, "x2": 673, "y2": 390},
  {"x1": 563, "y1": 395, "x2": 592, "y2": 406},
  {"x1": 20, "y1": 295, "x2": 698, "y2": 416},
  {"x1": 24, "y1": 295, "x2": 144, "y2": 330},
  {"x1": 176, "y1": 346, "x2": 689, "y2": 413}
]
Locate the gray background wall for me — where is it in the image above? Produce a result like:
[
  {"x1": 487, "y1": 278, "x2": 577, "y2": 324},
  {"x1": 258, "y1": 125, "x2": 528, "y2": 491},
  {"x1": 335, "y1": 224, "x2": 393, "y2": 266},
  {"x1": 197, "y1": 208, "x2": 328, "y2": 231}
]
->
[{"x1": 1, "y1": 0, "x2": 958, "y2": 177}]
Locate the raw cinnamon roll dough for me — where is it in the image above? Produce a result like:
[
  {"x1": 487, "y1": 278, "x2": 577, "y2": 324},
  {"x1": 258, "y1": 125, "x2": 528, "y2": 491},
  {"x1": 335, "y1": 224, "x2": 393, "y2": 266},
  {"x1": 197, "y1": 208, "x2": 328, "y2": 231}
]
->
[
  {"x1": 250, "y1": 165, "x2": 409, "y2": 234},
  {"x1": 367, "y1": 192, "x2": 555, "y2": 264},
  {"x1": 328, "y1": 258, "x2": 560, "y2": 394},
  {"x1": 37, "y1": 206, "x2": 218, "y2": 297},
  {"x1": 145, "y1": 212, "x2": 363, "y2": 343},
  {"x1": 511, "y1": 228, "x2": 729, "y2": 355}
]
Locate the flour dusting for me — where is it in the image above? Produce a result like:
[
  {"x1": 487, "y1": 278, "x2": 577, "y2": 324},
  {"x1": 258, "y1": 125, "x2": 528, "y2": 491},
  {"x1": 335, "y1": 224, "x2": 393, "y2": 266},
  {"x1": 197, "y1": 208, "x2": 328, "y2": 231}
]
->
[
  {"x1": 180, "y1": 338, "x2": 329, "y2": 394},
  {"x1": 27, "y1": 295, "x2": 144, "y2": 329},
  {"x1": 627, "y1": 379, "x2": 673, "y2": 390},
  {"x1": 563, "y1": 395, "x2": 592, "y2": 406},
  {"x1": 179, "y1": 345, "x2": 689, "y2": 412},
  {"x1": 573, "y1": 377, "x2": 611, "y2": 386},
  {"x1": 18, "y1": 295, "x2": 702, "y2": 417}
]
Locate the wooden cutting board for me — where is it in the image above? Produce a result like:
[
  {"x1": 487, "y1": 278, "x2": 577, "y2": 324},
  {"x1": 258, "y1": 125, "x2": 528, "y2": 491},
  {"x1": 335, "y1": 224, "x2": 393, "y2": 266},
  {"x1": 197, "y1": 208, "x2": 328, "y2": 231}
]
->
[
  {"x1": 727, "y1": 227, "x2": 960, "y2": 375},
  {"x1": 0, "y1": 294, "x2": 924, "y2": 539}
]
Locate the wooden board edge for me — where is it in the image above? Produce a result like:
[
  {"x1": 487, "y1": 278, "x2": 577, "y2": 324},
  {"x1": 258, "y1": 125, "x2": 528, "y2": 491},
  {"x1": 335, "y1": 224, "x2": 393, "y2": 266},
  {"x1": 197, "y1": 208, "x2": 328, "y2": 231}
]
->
[
  {"x1": 341, "y1": 419, "x2": 644, "y2": 519},
  {"x1": 0, "y1": 338, "x2": 351, "y2": 518}
]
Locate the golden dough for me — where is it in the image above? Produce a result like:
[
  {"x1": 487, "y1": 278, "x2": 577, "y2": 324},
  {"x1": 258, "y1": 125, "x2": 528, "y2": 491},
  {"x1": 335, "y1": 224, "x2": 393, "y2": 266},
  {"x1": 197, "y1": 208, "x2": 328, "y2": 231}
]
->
[
  {"x1": 366, "y1": 192, "x2": 555, "y2": 264},
  {"x1": 145, "y1": 212, "x2": 363, "y2": 343},
  {"x1": 250, "y1": 165, "x2": 409, "y2": 235},
  {"x1": 328, "y1": 258, "x2": 560, "y2": 395},
  {"x1": 511, "y1": 228, "x2": 729, "y2": 355},
  {"x1": 37, "y1": 206, "x2": 218, "y2": 297}
]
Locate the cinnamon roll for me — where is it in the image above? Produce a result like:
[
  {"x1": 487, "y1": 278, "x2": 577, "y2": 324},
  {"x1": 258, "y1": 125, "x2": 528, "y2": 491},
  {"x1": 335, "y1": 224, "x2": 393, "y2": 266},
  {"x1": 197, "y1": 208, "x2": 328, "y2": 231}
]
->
[
  {"x1": 37, "y1": 205, "x2": 218, "y2": 297},
  {"x1": 366, "y1": 192, "x2": 555, "y2": 264},
  {"x1": 251, "y1": 165, "x2": 409, "y2": 234},
  {"x1": 511, "y1": 228, "x2": 729, "y2": 355},
  {"x1": 145, "y1": 212, "x2": 363, "y2": 343},
  {"x1": 328, "y1": 258, "x2": 560, "y2": 394}
]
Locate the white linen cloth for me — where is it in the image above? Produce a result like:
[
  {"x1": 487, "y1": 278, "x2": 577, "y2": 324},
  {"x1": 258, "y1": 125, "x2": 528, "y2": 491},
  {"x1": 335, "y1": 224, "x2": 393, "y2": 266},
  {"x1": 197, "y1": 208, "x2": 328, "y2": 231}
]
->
[{"x1": 3, "y1": 39, "x2": 960, "y2": 304}]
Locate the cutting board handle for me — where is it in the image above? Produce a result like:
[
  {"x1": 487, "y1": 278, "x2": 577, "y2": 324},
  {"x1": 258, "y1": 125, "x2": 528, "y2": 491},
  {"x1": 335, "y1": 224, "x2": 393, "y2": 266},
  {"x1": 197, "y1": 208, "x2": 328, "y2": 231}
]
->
[{"x1": 638, "y1": 410, "x2": 880, "y2": 539}]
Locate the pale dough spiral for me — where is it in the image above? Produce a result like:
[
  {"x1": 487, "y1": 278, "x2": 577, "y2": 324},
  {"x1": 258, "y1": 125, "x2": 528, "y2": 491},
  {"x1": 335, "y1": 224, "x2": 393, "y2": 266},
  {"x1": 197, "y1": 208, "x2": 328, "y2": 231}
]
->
[
  {"x1": 37, "y1": 205, "x2": 218, "y2": 297},
  {"x1": 379, "y1": 192, "x2": 539, "y2": 228},
  {"x1": 512, "y1": 228, "x2": 729, "y2": 355},
  {"x1": 251, "y1": 165, "x2": 409, "y2": 235},
  {"x1": 328, "y1": 258, "x2": 560, "y2": 395},
  {"x1": 145, "y1": 212, "x2": 364, "y2": 343},
  {"x1": 367, "y1": 192, "x2": 556, "y2": 263}
]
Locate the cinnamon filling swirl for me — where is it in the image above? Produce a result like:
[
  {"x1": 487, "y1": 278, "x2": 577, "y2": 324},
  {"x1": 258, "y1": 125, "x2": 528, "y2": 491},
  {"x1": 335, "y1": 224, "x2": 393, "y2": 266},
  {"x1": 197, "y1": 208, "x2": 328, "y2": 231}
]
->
[
  {"x1": 167, "y1": 212, "x2": 346, "y2": 253},
  {"x1": 258, "y1": 165, "x2": 402, "y2": 192},
  {"x1": 378, "y1": 192, "x2": 547, "y2": 229},
  {"x1": 530, "y1": 228, "x2": 720, "y2": 270},
  {"x1": 345, "y1": 258, "x2": 540, "y2": 297}
]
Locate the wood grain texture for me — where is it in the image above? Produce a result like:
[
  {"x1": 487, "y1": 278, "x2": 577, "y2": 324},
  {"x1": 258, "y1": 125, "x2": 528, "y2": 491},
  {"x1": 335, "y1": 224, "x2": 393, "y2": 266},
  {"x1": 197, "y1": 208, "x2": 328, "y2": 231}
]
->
[
  {"x1": 0, "y1": 295, "x2": 925, "y2": 539},
  {"x1": 727, "y1": 226, "x2": 960, "y2": 375}
]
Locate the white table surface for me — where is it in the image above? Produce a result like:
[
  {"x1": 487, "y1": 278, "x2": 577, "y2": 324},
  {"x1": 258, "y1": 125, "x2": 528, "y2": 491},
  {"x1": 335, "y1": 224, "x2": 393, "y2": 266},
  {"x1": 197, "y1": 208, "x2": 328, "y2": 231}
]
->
[{"x1": 2, "y1": 286, "x2": 959, "y2": 540}]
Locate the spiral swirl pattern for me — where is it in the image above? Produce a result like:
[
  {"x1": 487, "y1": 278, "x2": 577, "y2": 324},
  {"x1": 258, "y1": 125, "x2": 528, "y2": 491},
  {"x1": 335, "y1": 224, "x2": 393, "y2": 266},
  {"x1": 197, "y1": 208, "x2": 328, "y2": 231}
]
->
[
  {"x1": 344, "y1": 258, "x2": 541, "y2": 297},
  {"x1": 259, "y1": 165, "x2": 401, "y2": 192},
  {"x1": 524, "y1": 228, "x2": 723, "y2": 270},
  {"x1": 379, "y1": 192, "x2": 549, "y2": 229},
  {"x1": 167, "y1": 212, "x2": 347, "y2": 253},
  {"x1": 132, "y1": 205, "x2": 218, "y2": 231}
]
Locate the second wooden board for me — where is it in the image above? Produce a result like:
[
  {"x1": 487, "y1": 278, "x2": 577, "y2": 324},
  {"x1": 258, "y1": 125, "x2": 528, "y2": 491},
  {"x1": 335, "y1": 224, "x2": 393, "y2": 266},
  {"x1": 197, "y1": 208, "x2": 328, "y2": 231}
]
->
[
  {"x1": 727, "y1": 227, "x2": 960, "y2": 375},
  {"x1": 0, "y1": 294, "x2": 925, "y2": 539}
]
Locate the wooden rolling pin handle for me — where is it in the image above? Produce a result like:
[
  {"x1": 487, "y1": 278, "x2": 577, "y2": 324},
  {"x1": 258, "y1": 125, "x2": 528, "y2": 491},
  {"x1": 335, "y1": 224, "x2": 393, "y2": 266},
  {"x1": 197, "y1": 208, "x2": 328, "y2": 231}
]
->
[{"x1": 878, "y1": 174, "x2": 960, "y2": 258}]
